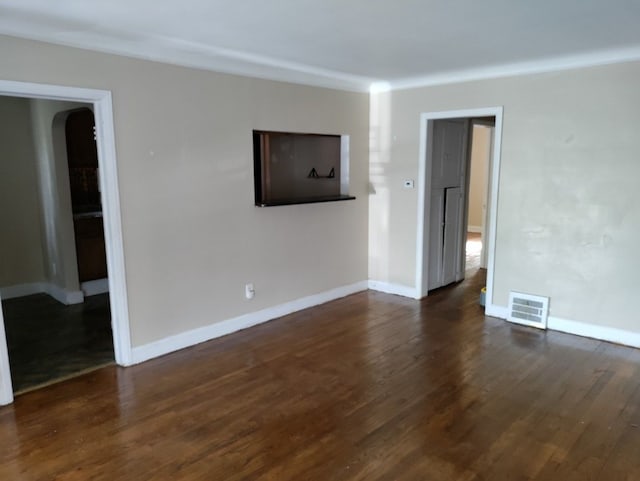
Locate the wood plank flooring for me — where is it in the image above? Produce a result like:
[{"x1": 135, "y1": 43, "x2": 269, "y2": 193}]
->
[{"x1": 1, "y1": 268, "x2": 640, "y2": 480}]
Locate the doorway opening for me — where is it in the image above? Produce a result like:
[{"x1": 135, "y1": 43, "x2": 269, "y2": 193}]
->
[
  {"x1": 464, "y1": 119, "x2": 495, "y2": 276},
  {"x1": 415, "y1": 107, "x2": 503, "y2": 311},
  {"x1": 0, "y1": 80, "x2": 132, "y2": 406},
  {"x1": 0, "y1": 98, "x2": 112, "y2": 395}
]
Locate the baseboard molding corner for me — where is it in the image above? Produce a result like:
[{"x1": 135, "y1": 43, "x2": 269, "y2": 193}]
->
[
  {"x1": 44, "y1": 283, "x2": 84, "y2": 305},
  {"x1": 368, "y1": 280, "x2": 419, "y2": 299},
  {"x1": 467, "y1": 225, "x2": 482, "y2": 233},
  {"x1": 485, "y1": 303, "x2": 508, "y2": 319},
  {"x1": 131, "y1": 280, "x2": 369, "y2": 365}
]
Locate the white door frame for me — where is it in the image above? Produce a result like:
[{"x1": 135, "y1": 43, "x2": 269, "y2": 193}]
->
[
  {"x1": 416, "y1": 107, "x2": 503, "y2": 309},
  {"x1": 0, "y1": 80, "x2": 132, "y2": 406}
]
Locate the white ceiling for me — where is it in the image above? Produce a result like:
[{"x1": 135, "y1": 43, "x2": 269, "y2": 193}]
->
[{"x1": 1, "y1": 0, "x2": 640, "y2": 91}]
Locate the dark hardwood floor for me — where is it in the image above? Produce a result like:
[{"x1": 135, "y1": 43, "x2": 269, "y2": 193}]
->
[{"x1": 1, "y1": 249, "x2": 639, "y2": 479}]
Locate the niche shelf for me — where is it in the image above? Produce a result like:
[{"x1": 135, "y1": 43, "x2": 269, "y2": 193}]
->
[{"x1": 253, "y1": 130, "x2": 355, "y2": 207}]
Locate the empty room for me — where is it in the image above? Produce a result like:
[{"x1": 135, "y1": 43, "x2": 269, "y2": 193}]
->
[{"x1": 1, "y1": 1, "x2": 640, "y2": 479}]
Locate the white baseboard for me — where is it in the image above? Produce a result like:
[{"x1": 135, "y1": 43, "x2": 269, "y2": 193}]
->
[
  {"x1": 368, "y1": 280, "x2": 419, "y2": 299},
  {"x1": 547, "y1": 316, "x2": 640, "y2": 349},
  {"x1": 0, "y1": 282, "x2": 45, "y2": 300},
  {"x1": 0, "y1": 282, "x2": 83, "y2": 305},
  {"x1": 45, "y1": 283, "x2": 84, "y2": 305},
  {"x1": 467, "y1": 225, "x2": 482, "y2": 233},
  {"x1": 484, "y1": 303, "x2": 640, "y2": 349},
  {"x1": 485, "y1": 303, "x2": 508, "y2": 319},
  {"x1": 82, "y1": 278, "x2": 109, "y2": 296},
  {"x1": 131, "y1": 281, "x2": 369, "y2": 365}
]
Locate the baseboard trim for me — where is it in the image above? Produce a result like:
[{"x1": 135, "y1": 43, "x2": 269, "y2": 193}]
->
[
  {"x1": 82, "y1": 278, "x2": 109, "y2": 296},
  {"x1": 485, "y1": 304, "x2": 509, "y2": 319},
  {"x1": 368, "y1": 280, "x2": 419, "y2": 299},
  {"x1": 0, "y1": 282, "x2": 83, "y2": 305},
  {"x1": 485, "y1": 303, "x2": 640, "y2": 349},
  {"x1": 44, "y1": 283, "x2": 84, "y2": 305},
  {"x1": 0, "y1": 282, "x2": 44, "y2": 300},
  {"x1": 467, "y1": 225, "x2": 482, "y2": 233},
  {"x1": 131, "y1": 281, "x2": 369, "y2": 365},
  {"x1": 547, "y1": 316, "x2": 640, "y2": 349}
]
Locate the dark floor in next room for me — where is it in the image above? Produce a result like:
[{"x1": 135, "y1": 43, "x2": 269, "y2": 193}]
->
[{"x1": 2, "y1": 293, "x2": 114, "y2": 393}]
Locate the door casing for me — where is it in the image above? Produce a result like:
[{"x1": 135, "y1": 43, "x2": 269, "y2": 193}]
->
[
  {"x1": 0, "y1": 80, "x2": 133, "y2": 406},
  {"x1": 416, "y1": 107, "x2": 503, "y2": 310}
]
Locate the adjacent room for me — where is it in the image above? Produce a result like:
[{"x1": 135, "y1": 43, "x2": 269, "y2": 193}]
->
[{"x1": 1, "y1": 1, "x2": 640, "y2": 479}]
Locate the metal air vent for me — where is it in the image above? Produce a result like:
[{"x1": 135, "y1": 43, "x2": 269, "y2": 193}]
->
[{"x1": 507, "y1": 291, "x2": 549, "y2": 330}]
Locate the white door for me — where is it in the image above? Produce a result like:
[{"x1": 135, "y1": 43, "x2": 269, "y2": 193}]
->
[
  {"x1": 442, "y1": 187, "x2": 465, "y2": 285},
  {"x1": 427, "y1": 119, "x2": 469, "y2": 290},
  {"x1": 428, "y1": 188, "x2": 445, "y2": 290}
]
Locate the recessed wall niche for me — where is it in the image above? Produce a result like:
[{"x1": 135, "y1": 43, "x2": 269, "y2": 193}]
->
[{"x1": 253, "y1": 130, "x2": 355, "y2": 206}]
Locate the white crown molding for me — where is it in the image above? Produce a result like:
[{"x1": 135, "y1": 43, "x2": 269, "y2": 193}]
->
[
  {"x1": 389, "y1": 46, "x2": 640, "y2": 91},
  {"x1": 131, "y1": 281, "x2": 368, "y2": 364},
  {"x1": 4, "y1": 18, "x2": 640, "y2": 94},
  {"x1": 0, "y1": 25, "x2": 375, "y2": 93}
]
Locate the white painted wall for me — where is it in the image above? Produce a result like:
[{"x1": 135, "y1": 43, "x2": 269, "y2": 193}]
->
[
  {"x1": 0, "y1": 35, "x2": 369, "y2": 347},
  {"x1": 29, "y1": 99, "x2": 89, "y2": 298},
  {"x1": 0, "y1": 96, "x2": 46, "y2": 288},
  {"x1": 370, "y1": 61, "x2": 640, "y2": 334}
]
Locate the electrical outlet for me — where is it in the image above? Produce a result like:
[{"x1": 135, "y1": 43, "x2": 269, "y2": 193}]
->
[{"x1": 245, "y1": 283, "x2": 255, "y2": 300}]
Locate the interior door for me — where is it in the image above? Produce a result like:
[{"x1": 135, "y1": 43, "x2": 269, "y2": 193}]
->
[
  {"x1": 428, "y1": 119, "x2": 469, "y2": 290},
  {"x1": 442, "y1": 187, "x2": 464, "y2": 285},
  {"x1": 428, "y1": 188, "x2": 445, "y2": 290}
]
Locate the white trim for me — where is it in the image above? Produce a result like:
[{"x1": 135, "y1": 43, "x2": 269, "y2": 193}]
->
[
  {"x1": 0, "y1": 30, "x2": 372, "y2": 93},
  {"x1": 0, "y1": 282, "x2": 83, "y2": 304},
  {"x1": 485, "y1": 304, "x2": 509, "y2": 320},
  {"x1": 0, "y1": 282, "x2": 45, "y2": 300},
  {"x1": 467, "y1": 225, "x2": 482, "y2": 233},
  {"x1": 5, "y1": 23, "x2": 640, "y2": 93},
  {"x1": 0, "y1": 80, "x2": 133, "y2": 405},
  {"x1": 368, "y1": 280, "x2": 418, "y2": 299},
  {"x1": 93, "y1": 91, "x2": 133, "y2": 367},
  {"x1": 547, "y1": 316, "x2": 640, "y2": 349},
  {"x1": 416, "y1": 107, "x2": 503, "y2": 304},
  {"x1": 44, "y1": 283, "x2": 83, "y2": 305},
  {"x1": 486, "y1": 305, "x2": 640, "y2": 349},
  {"x1": 131, "y1": 281, "x2": 368, "y2": 364},
  {"x1": 81, "y1": 278, "x2": 109, "y2": 296},
  {"x1": 389, "y1": 46, "x2": 640, "y2": 91}
]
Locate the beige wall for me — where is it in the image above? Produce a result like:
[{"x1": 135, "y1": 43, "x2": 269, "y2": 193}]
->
[
  {"x1": 370, "y1": 61, "x2": 640, "y2": 333},
  {"x1": 467, "y1": 125, "x2": 491, "y2": 229},
  {"x1": 0, "y1": 35, "x2": 369, "y2": 346},
  {"x1": 0, "y1": 96, "x2": 46, "y2": 288}
]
